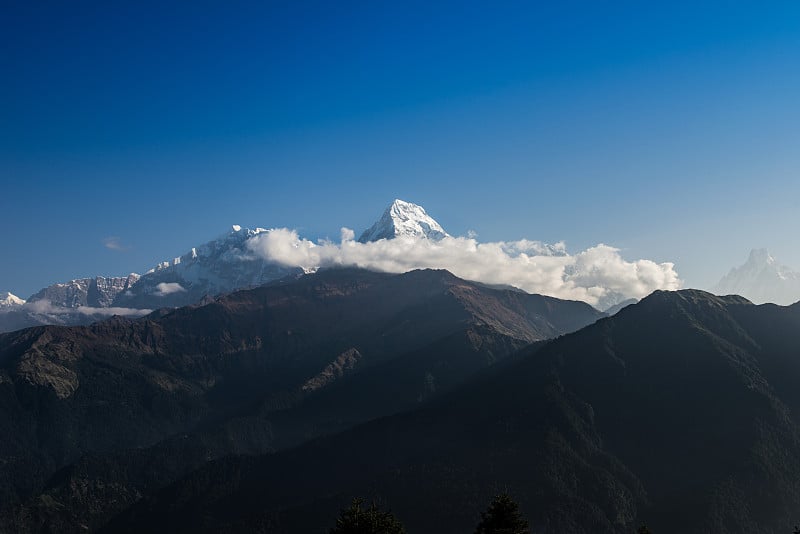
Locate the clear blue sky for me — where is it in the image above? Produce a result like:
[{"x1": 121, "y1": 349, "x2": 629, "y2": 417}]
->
[{"x1": 3, "y1": 1, "x2": 800, "y2": 297}]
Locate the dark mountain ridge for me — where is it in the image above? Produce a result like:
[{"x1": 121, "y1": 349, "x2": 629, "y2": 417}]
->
[
  {"x1": 110, "y1": 289, "x2": 800, "y2": 534},
  {"x1": 0, "y1": 268, "x2": 603, "y2": 532}
]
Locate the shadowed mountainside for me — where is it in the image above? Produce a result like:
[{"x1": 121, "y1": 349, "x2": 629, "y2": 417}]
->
[
  {"x1": 110, "y1": 290, "x2": 800, "y2": 534},
  {"x1": 0, "y1": 268, "x2": 602, "y2": 532}
]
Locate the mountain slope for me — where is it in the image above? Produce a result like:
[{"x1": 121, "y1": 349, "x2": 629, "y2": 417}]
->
[
  {"x1": 112, "y1": 290, "x2": 800, "y2": 534},
  {"x1": 602, "y1": 297, "x2": 637, "y2": 315},
  {"x1": 0, "y1": 268, "x2": 602, "y2": 532}
]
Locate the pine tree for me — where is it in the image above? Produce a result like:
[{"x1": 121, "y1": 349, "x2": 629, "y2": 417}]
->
[
  {"x1": 329, "y1": 498, "x2": 406, "y2": 534},
  {"x1": 474, "y1": 493, "x2": 530, "y2": 534}
]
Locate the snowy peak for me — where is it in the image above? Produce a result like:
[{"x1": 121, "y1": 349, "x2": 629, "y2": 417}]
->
[
  {"x1": 145, "y1": 225, "x2": 270, "y2": 274},
  {"x1": 115, "y1": 224, "x2": 299, "y2": 309},
  {"x1": 358, "y1": 199, "x2": 449, "y2": 243},
  {"x1": 147, "y1": 226, "x2": 272, "y2": 275},
  {"x1": 747, "y1": 248, "x2": 775, "y2": 266},
  {"x1": 0, "y1": 292, "x2": 25, "y2": 308},
  {"x1": 713, "y1": 248, "x2": 800, "y2": 305},
  {"x1": 27, "y1": 275, "x2": 140, "y2": 308}
]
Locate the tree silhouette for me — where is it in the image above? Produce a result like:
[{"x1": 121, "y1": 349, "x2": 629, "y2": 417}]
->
[
  {"x1": 474, "y1": 493, "x2": 530, "y2": 534},
  {"x1": 638, "y1": 525, "x2": 652, "y2": 534},
  {"x1": 330, "y1": 498, "x2": 406, "y2": 534}
]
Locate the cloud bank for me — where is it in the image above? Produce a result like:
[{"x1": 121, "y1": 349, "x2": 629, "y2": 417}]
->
[
  {"x1": 247, "y1": 228, "x2": 681, "y2": 310},
  {"x1": 154, "y1": 282, "x2": 187, "y2": 296},
  {"x1": 21, "y1": 300, "x2": 152, "y2": 318}
]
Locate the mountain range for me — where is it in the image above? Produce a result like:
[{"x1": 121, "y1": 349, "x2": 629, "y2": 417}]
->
[
  {"x1": 3, "y1": 200, "x2": 800, "y2": 533},
  {"x1": 0, "y1": 253, "x2": 800, "y2": 534},
  {"x1": 110, "y1": 289, "x2": 800, "y2": 534},
  {"x1": 0, "y1": 200, "x2": 478, "y2": 334},
  {"x1": 0, "y1": 199, "x2": 696, "y2": 334},
  {"x1": 27, "y1": 274, "x2": 141, "y2": 309},
  {"x1": 0, "y1": 267, "x2": 603, "y2": 532},
  {"x1": 2, "y1": 270, "x2": 799, "y2": 532}
]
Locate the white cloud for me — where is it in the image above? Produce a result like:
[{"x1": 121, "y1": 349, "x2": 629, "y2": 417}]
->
[
  {"x1": 22, "y1": 300, "x2": 151, "y2": 318},
  {"x1": 154, "y1": 282, "x2": 187, "y2": 296},
  {"x1": 102, "y1": 236, "x2": 129, "y2": 251},
  {"x1": 246, "y1": 228, "x2": 681, "y2": 309}
]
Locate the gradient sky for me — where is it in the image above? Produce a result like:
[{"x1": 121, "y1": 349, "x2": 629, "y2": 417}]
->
[{"x1": 3, "y1": 1, "x2": 800, "y2": 298}]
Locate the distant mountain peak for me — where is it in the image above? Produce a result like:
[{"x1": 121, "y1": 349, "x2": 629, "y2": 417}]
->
[
  {"x1": 747, "y1": 248, "x2": 775, "y2": 266},
  {"x1": 0, "y1": 291, "x2": 25, "y2": 308},
  {"x1": 713, "y1": 249, "x2": 800, "y2": 305},
  {"x1": 27, "y1": 275, "x2": 140, "y2": 308},
  {"x1": 358, "y1": 199, "x2": 450, "y2": 243}
]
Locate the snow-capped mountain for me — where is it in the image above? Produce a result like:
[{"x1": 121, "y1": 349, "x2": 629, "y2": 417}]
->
[
  {"x1": 0, "y1": 227, "x2": 306, "y2": 333},
  {"x1": 2, "y1": 201, "x2": 451, "y2": 331},
  {"x1": 111, "y1": 225, "x2": 303, "y2": 309},
  {"x1": 0, "y1": 227, "x2": 302, "y2": 333},
  {"x1": 1, "y1": 198, "x2": 676, "y2": 333},
  {"x1": 0, "y1": 292, "x2": 25, "y2": 308},
  {"x1": 0, "y1": 283, "x2": 152, "y2": 334},
  {"x1": 28, "y1": 274, "x2": 140, "y2": 308},
  {"x1": 713, "y1": 249, "x2": 800, "y2": 305},
  {"x1": 358, "y1": 199, "x2": 450, "y2": 242}
]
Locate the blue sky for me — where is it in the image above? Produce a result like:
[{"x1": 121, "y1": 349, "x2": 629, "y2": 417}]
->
[{"x1": 3, "y1": 1, "x2": 800, "y2": 297}]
